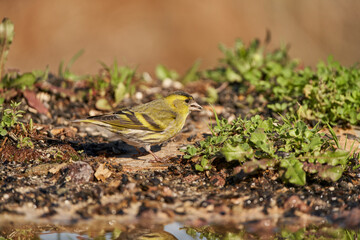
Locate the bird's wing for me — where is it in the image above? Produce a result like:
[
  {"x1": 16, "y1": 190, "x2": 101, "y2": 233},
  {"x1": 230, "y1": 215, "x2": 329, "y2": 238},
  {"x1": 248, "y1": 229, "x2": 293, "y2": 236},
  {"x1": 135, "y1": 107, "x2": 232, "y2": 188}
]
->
[{"x1": 85, "y1": 107, "x2": 176, "y2": 132}]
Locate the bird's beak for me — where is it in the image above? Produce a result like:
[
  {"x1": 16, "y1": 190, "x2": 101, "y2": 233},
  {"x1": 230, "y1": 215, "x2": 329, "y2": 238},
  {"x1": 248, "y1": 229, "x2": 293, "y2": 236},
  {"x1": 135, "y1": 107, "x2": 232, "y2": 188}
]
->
[{"x1": 189, "y1": 101, "x2": 202, "y2": 111}]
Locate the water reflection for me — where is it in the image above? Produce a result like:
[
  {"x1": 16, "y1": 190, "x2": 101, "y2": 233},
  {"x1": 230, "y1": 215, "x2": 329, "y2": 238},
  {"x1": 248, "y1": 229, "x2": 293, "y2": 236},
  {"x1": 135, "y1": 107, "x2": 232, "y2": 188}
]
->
[
  {"x1": 0, "y1": 221, "x2": 359, "y2": 239},
  {"x1": 40, "y1": 232, "x2": 89, "y2": 240}
]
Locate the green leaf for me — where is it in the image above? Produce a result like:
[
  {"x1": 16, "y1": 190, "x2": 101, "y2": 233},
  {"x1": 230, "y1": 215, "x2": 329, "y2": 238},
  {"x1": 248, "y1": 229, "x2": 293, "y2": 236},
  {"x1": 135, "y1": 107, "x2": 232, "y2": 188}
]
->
[
  {"x1": 95, "y1": 98, "x2": 112, "y2": 111},
  {"x1": 155, "y1": 64, "x2": 179, "y2": 81},
  {"x1": 0, "y1": 18, "x2": 15, "y2": 79},
  {"x1": 318, "y1": 165, "x2": 344, "y2": 182},
  {"x1": 204, "y1": 87, "x2": 218, "y2": 104},
  {"x1": 182, "y1": 60, "x2": 201, "y2": 83},
  {"x1": 250, "y1": 127, "x2": 267, "y2": 142},
  {"x1": 225, "y1": 67, "x2": 241, "y2": 82},
  {"x1": 58, "y1": 49, "x2": 86, "y2": 81},
  {"x1": 114, "y1": 82, "x2": 126, "y2": 105},
  {"x1": 200, "y1": 157, "x2": 211, "y2": 170},
  {"x1": 0, "y1": 18, "x2": 15, "y2": 44},
  {"x1": 317, "y1": 150, "x2": 349, "y2": 166},
  {"x1": 0, "y1": 127, "x2": 7, "y2": 136},
  {"x1": 32, "y1": 65, "x2": 50, "y2": 82},
  {"x1": 326, "y1": 122, "x2": 340, "y2": 148},
  {"x1": 243, "y1": 159, "x2": 275, "y2": 173},
  {"x1": 185, "y1": 145, "x2": 197, "y2": 156},
  {"x1": 280, "y1": 157, "x2": 306, "y2": 186},
  {"x1": 250, "y1": 128, "x2": 274, "y2": 155},
  {"x1": 208, "y1": 104, "x2": 221, "y2": 135},
  {"x1": 66, "y1": 49, "x2": 84, "y2": 71},
  {"x1": 307, "y1": 135, "x2": 323, "y2": 152},
  {"x1": 9, "y1": 72, "x2": 36, "y2": 89},
  {"x1": 195, "y1": 164, "x2": 204, "y2": 171},
  {"x1": 258, "y1": 119, "x2": 273, "y2": 132},
  {"x1": 221, "y1": 142, "x2": 253, "y2": 162}
]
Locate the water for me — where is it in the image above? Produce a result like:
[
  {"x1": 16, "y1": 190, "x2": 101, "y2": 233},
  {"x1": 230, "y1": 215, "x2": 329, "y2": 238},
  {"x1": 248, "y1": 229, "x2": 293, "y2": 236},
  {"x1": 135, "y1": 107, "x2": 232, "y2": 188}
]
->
[
  {"x1": 1, "y1": 221, "x2": 359, "y2": 239},
  {"x1": 37, "y1": 222, "x2": 196, "y2": 240}
]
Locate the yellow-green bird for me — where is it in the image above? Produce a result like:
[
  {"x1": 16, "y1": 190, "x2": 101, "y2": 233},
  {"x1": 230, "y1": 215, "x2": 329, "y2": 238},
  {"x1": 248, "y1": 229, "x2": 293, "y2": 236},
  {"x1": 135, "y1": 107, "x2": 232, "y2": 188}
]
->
[{"x1": 75, "y1": 91, "x2": 202, "y2": 161}]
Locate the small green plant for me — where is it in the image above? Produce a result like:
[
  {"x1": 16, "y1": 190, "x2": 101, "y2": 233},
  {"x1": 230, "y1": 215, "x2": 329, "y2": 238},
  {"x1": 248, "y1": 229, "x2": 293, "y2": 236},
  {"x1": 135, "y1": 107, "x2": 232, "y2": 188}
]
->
[
  {"x1": 182, "y1": 60, "x2": 201, "y2": 84},
  {"x1": 53, "y1": 149, "x2": 64, "y2": 161},
  {"x1": 155, "y1": 64, "x2": 179, "y2": 81},
  {"x1": 276, "y1": 226, "x2": 360, "y2": 240},
  {"x1": 0, "y1": 67, "x2": 49, "y2": 90},
  {"x1": 0, "y1": 101, "x2": 34, "y2": 148},
  {"x1": 93, "y1": 60, "x2": 136, "y2": 110},
  {"x1": 183, "y1": 226, "x2": 248, "y2": 240},
  {"x1": 0, "y1": 18, "x2": 14, "y2": 80},
  {"x1": 203, "y1": 39, "x2": 360, "y2": 126},
  {"x1": 0, "y1": 18, "x2": 48, "y2": 90},
  {"x1": 58, "y1": 49, "x2": 88, "y2": 81},
  {"x1": 183, "y1": 114, "x2": 354, "y2": 186},
  {"x1": 184, "y1": 225, "x2": 360, "y2": 240},
  {"x1": 0, "y1": 101, "x2": 25, "y2": 136},
  {"x1": 99, "y1": 59, "x2": 136, "y2": 105},
  {"x1": 203, "y1": 39, "x2": 294, "y2": 86},
  {"x1": 156, "y1": 60, "x2": 201, "y2": 83},
  {"x1": 17, "y1": 135, "x2": 34, "y2": 148}
]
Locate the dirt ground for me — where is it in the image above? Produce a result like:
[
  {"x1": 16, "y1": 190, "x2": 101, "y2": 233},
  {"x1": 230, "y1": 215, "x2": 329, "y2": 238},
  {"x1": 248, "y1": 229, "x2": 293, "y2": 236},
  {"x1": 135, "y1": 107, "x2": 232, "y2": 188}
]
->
[{"x1": 1, "y1": 81, "x2": 360, "y2": 239}]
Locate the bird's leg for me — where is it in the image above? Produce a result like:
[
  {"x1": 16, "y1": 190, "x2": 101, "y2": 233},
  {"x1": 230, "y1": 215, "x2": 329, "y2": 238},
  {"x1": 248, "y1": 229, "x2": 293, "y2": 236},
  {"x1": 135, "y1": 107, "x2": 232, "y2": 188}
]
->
[
  {"x1": 145, "y1": 145, "x2": 168, "y2": 162},
  {"x1": 131, "y1": 146, "x2": 165, "y2": 162},
  {"x1": 148, "y1": 149, "x2": 163, "y2": 162},
  {"x1": 148, "y1": 149, "x2": 170, "y2": 163}
]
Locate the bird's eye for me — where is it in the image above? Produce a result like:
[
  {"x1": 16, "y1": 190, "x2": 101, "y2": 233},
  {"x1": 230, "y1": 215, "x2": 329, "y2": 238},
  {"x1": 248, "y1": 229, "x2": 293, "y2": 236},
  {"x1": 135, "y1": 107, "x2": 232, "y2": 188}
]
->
[{"x1": 185, "y1": 99, "x2": 190, "y2": 103}]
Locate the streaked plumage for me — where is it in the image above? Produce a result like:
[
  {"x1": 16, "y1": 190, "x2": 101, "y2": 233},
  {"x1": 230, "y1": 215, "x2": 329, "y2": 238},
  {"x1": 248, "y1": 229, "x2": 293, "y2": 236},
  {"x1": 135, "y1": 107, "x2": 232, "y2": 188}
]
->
[{"x1": 75, "y1": 91, "x2": 202, "y2": 161}]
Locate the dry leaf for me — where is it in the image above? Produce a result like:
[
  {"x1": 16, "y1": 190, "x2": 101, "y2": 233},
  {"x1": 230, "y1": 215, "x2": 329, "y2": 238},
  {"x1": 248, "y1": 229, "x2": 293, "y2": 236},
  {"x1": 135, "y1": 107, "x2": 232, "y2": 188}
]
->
[
  {"x1": 50, "y1": 128, "x2": 65, "y2": 136},
  {"x1": 23, "y1": 89, "x2": 50, "y2": 116},
  {"x1": 95, "y1": 163, "x2": 112, "y2": 182}
]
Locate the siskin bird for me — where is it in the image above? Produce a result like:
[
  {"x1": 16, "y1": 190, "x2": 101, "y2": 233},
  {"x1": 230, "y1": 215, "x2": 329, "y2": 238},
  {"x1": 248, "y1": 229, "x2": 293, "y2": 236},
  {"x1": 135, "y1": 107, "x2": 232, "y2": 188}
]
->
[{"x1": 75, "y1": 91, "x2": 202, "y2": 161}]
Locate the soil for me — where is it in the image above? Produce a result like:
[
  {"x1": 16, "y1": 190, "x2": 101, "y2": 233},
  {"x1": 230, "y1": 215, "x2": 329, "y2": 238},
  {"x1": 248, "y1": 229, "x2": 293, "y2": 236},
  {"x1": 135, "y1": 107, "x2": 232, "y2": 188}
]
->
[{"x1": 1, "y1": 78, "x2": 360, "y2": 239}]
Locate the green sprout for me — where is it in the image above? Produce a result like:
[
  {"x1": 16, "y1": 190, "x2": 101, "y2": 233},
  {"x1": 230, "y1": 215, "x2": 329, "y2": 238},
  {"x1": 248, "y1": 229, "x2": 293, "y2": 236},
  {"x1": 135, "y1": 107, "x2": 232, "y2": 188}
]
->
[
  {"x1": 0, "y1": 101, "x2": 34, "y2": 149},
  {"x1": 58, "y1": 49, "x2": 88, "y2": 81},
  {"x1": 202, "y1": 39, "x2": 360, "y2": 126},
  {"x1": 183, "y1": 113, "x2": 354, "y2": 186}
]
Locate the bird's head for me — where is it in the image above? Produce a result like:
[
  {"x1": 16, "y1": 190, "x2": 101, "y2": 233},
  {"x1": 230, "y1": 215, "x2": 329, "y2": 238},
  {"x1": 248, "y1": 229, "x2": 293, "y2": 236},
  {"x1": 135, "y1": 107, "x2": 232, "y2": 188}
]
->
[{"x1": 164, "y1": 91, "x2": 202, "y2": 115}]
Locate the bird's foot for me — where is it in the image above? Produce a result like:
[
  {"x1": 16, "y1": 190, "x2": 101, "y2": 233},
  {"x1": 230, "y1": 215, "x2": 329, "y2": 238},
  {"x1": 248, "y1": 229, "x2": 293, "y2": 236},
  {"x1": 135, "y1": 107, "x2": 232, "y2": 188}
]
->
[
  {"x1": 147, "y1": 149, "x2": 170, "y2": 163},
  {"x1": 148, "y1": 156, "x2": 170, "y2": 163}
]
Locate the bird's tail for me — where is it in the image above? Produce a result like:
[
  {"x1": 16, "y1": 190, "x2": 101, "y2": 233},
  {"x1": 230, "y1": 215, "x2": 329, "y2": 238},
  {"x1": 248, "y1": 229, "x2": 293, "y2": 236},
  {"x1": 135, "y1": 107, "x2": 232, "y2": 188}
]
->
[{"x1": 72, "y1": 118, "x2": 111, "y2": 128}]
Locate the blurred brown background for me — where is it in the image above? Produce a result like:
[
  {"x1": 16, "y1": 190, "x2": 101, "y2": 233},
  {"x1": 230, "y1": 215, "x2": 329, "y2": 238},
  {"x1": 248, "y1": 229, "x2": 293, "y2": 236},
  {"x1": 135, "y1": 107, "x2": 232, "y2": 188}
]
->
[{"x1": 1, "y1": 0, "x2": 359, "y2": 76}]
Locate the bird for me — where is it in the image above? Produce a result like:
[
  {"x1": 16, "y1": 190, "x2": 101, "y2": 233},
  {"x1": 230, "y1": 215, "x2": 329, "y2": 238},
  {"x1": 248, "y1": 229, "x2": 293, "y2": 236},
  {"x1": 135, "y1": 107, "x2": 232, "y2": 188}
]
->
[
  {"x1": 118, "y1": 228, "x2": 177, "y2": 240},
  {"x1": 75, "y1": 91, "x2": 202, "y2": 161}
]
